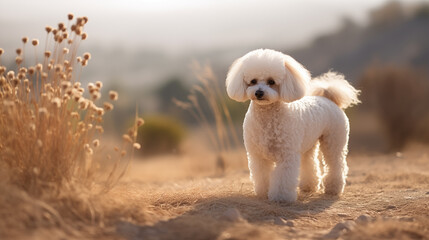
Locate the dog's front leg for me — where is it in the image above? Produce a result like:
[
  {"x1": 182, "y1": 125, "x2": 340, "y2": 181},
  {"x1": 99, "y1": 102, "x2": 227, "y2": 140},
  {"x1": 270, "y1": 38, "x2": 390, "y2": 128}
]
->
[
  {"x1": 268, "y1": 153, "x2": 300, "y2": 202},
  {"x1": 248, "y1": 152, "x2": 273, "y2": 198}
]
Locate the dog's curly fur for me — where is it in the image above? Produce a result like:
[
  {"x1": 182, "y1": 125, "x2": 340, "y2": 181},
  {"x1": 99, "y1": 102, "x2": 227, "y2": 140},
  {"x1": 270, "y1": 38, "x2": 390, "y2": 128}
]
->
[{"x1": 226, "y1": 49, "x2": 360, "y2": 202}]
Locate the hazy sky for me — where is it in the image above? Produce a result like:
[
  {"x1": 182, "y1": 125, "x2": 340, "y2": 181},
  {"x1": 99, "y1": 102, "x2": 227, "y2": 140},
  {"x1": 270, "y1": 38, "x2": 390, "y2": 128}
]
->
[{"x1": 0, "y1": 0, "x2": 427, "y2": 54}]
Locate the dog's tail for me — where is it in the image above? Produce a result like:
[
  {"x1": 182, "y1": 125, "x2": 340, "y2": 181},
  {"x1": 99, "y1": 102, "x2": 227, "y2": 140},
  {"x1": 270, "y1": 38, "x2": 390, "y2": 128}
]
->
[{"x1": 308, "y1": 71, "x2": 361, "y2": 109}]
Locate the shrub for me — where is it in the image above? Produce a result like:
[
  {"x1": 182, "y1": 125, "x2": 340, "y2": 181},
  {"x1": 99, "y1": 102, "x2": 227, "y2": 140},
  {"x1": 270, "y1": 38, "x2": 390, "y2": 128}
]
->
[
  {"x1": 137, "y1": 115, "x2": 186, "y2": 155},
  {"x1": 359, "y1": 65, "x2": 429, "y2": 150},
  {"x1": 0, "y1": 14, "x2": 142, "y2": 236}
]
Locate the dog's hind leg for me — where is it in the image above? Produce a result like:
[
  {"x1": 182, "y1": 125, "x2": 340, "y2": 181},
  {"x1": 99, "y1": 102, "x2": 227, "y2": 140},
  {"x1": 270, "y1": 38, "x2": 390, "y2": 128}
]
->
[
  {"x1": 248, "y1": 153, "x2": 273, "y2": 198},
  {"x1": 299, "y1": 142, "x2": 321, "y2": 193},
  {"x1": 320, "y1": 133, "x2": 349, "y2": 195}
]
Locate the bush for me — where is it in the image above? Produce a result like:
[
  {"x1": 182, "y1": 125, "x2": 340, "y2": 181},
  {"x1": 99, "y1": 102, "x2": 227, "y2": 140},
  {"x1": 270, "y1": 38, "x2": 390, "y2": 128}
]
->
[
  {"x1": 359, "y1": 65, "x2": 429, "y2": 150},
  {"x1": 137, "y1": 115, "x2": 186, "y2": 155}
]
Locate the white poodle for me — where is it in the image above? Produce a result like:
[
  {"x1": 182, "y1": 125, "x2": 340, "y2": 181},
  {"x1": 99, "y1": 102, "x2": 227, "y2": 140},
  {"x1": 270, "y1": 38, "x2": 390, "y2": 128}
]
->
[{"x1": 226, "y1": 49, "x2": 360, "y2": 202}]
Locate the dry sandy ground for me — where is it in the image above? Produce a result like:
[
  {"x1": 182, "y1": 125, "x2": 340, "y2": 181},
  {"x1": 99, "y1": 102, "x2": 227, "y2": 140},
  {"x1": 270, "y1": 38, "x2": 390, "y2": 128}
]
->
[
  {"x1": 107, "y1": 147, "x2": 429, "y2": 240},
  {"x1": 2, "y1": 147, "x2": 429, "y2": 239}
]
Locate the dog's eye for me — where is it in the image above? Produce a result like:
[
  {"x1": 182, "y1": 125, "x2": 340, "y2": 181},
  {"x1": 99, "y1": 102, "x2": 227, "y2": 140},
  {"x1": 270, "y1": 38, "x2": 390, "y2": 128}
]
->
[
  {"x1": 250, "y1": 79, "x2": 257, "y2": 85},
  {"x1": 267, "y1": 78, "x2": 276, "y2": 85}
]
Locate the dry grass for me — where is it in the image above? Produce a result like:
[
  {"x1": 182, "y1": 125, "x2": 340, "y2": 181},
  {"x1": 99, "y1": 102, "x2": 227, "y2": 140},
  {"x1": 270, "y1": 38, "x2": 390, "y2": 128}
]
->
[{"x1": 0, "y1": 14, "x2": 142, "y2": 238}]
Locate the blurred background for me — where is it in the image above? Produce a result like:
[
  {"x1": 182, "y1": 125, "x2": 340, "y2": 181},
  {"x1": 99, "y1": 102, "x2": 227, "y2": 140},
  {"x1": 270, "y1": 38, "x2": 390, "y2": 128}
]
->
[{"x1": 1, "y1": 0, "x2": 429, "y2": 158}]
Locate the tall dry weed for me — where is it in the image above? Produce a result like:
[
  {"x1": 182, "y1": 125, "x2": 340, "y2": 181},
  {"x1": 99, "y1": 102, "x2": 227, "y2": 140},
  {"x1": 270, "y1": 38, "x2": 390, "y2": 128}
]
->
[
  {"x1": 174, "y1": 63, "x2": 242, "y2": 173},
  {"x1": 0, "y1": 14, "x2": 142, "y2": 236}
]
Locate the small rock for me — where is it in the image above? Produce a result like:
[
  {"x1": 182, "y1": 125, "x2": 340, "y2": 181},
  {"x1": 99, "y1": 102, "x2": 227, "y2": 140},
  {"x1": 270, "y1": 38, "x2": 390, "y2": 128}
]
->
[
  {"x1": 337, "y1": 213, "x2": 350, "y2": 217},
  {"x1": 222, "y1": 208, "x2": 243, "y2": 222},
  {"x1": 324, "y1": 221, "x2": 356, "y2": 239},
  {"x1": 355, "y1": 214, "x2": 372, "y2": 223},
  {"x1": 386, "y1": 205, "x2": 396, "y2": 210},
  {"x1": 425, "y1": 191, "x2": 429, "y2": 195}
]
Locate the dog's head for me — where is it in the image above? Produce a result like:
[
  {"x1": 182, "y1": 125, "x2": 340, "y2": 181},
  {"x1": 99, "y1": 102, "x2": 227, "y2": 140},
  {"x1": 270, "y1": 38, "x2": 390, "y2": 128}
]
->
[{"x1": 226, "y1": 49, "x2": 310, "y2": 105}]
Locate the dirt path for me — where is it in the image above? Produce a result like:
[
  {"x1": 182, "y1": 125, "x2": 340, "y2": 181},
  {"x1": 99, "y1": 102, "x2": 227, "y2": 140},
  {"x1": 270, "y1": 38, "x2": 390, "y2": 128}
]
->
[{"x1": 111, "y1": 151, "x2": 429, "y2": 239}]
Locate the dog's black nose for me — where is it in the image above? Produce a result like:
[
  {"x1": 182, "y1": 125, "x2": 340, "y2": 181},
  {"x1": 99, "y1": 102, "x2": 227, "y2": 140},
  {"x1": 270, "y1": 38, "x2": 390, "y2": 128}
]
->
[{"x1": 255, "y1": 90, "x2": 264, "y2": 99}]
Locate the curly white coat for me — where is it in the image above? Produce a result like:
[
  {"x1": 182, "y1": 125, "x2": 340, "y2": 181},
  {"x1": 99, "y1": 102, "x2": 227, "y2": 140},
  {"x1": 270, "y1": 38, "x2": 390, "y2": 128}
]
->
[{"x1": 226, "y1": 49, "x2": 360, "y2": 202}]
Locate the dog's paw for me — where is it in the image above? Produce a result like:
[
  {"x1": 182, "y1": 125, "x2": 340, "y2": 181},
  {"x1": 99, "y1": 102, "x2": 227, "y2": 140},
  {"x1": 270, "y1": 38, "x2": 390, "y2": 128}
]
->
[
  {"x1": 323, "y1": 183, "x2": 344, "y2": 196},
  {"x1": 268, "y1": 190, "x2": 297, "y2": 203}
]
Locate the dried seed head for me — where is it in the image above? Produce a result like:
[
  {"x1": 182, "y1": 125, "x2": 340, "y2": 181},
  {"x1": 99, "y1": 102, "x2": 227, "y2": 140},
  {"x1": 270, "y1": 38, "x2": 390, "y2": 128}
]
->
[
  {"x1": 95, "y1": 125, "x2": 104, "y2": 133},
  {"x1": 75, "y1": 27, "x2": 82, "y2": 35},
  {"x1": 93, "y1": 139, "x2": 100, "y2": 148},
  {"x1": 0, "y1": 48, "x2": 4, "y2": 55},
  {"x1": 67, "y1": 39, "x2": 73, "y2": 45},
  {"x1": 0, "y1": 66, "x2": 6, "y2": 75},
  {"x1": 84, "y1": 144, "x2": 93, "y2": 155},
  {"x1": 52, "y1": 97, "x2": 61, "y2": 108},
  {"x1": 36, "y1": 63, "x2": 43, "y2": 72},
  {"x1": 22, "y1": 37, "x2": 28, "y2": 44},
  {"x1": 45, "y1": 26, "x2": 52, "y2": 33},
  {"x1": 78, "y1": 98, "x2": 88, "y2": 109},
  {"x1": 83, "y1": 16, "x2": 89, "y2": 24},
  {"x1": 44, "y1": 51, "x2": 51, "y2": 58},
  {"x1": 91, "y1": 92, "x2": 101, "y2": 100},
  {"x1": 83, "y1": 52, "x2": 91, "y2": 60},
  {"x1": 38, "y1": 107, "x2": 48, "y2": 115},
  {"x1": 7, "y1": 71, "x2": 15, "y2": 80},
  {"x1": 63, "y1": 48, "x2": 69, "y2": 54},
  {"x1": 58, "y1": 22, "x2": 65, "y2": 30},
  {"x1": 109, "y1": 91, "x2": 118, "y2": 101},
  {"x1": 95, "y1": 81, "x2": 102, "y2": 88},
  {"x1": 12, "y1": 78, "x2": 20, "y2": 87},
  {"x1": 88, "y1": 83, "x2": 95, "y2": 90},
  {"x1": 61, "y1": 81, "x2": 71, "y2": 90},
  {"x1": 55, "y1": 64, "x2": 62, "y2": 72},
  {"x1": 62, "y1": 32, "x2": 68, "y2": 39},
  {"x1": 122, "y1": 134, "x2": 133, "y2": 143},
  {"x1": 96, "y1": 107, "x2": 104, "y2": 116},
  {"x1": 16, "y1": 48, "x2": 22, "y2": 55},
  {"x1": 15, "y1": 56, "x2": 23, "y2": 65},
  {"x1": 81, "y1": 59, "x2": 88, "y2": 67},
  {"x1": 137, "y1": 118, "x2": 144, "y2": 127},
  {"x1": 133, "y1": 143, "x2": 141, "y2": 150},
  {"x1": 81, "y1": 32, "x2": 87, "y2": 40},
  {"x1": 71, "y1": 112, "x2": 79, "y2": 119},
  {"x1": 32, "y1": 39, "x2": 39, "y2": 46},
  {"x1": 76, "y1": 56, "x2": 82, "y2": 63},
  {"x1": 71, "y1": 24, "x2": 76, "y2": 31},
  {"x1": 68, "y1": 13, "x2": 74, "y2": 20},
  {"x1": 121, "y1": 150, "x2": 127, "y2": 157},
  {"x1": 28, "y1": 67, "x2": 35, "y2": 75},
  {"x1": 18, "y1": 72, "x2": 26, "y2": 80},
  {"x1": 103, "y1": 102, "x2": 114, "y2": 111}
]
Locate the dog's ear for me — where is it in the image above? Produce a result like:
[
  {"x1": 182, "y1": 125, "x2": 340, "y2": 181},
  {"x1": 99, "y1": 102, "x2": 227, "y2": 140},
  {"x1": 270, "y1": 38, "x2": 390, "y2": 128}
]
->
[
  {"x1": 226, "y1": 57, "x2": 249, "y2": 102},
  {"x1": 280, "y1": 55, "x2": 310, "y2": 102}
]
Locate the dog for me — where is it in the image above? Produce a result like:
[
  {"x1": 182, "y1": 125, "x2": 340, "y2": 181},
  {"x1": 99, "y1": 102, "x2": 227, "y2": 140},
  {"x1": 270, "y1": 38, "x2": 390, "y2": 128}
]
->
[{"x1": 226, "y1": 49, "x2": 360, "y2": 202}]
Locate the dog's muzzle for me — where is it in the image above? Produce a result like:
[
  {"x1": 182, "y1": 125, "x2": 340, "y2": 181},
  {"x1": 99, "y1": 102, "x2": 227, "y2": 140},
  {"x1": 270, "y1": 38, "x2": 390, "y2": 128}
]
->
[{"x1": 255, "y1": 90, "x2": 264, "y2": 100}]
